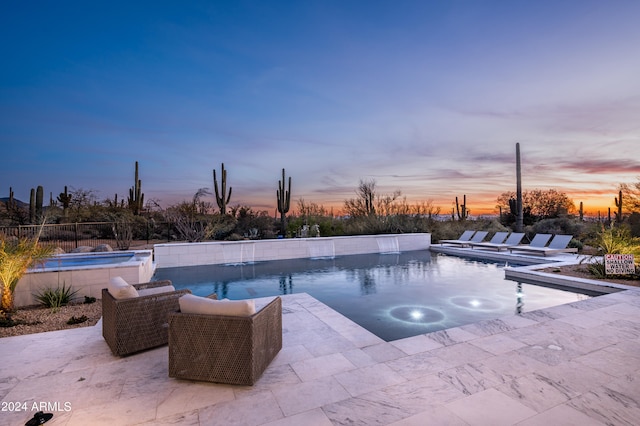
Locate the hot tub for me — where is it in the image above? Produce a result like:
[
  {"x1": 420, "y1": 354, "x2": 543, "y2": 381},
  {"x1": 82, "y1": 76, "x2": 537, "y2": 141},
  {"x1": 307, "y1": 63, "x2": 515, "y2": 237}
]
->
[{"x1": 14, "y1": 250, "x2": 156, "y2": 308}]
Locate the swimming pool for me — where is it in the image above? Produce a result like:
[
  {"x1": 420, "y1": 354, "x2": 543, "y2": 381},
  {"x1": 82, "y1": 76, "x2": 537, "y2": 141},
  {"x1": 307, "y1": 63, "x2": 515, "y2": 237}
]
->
[{"x1": 154, "y1": 251, "x2": 595, "y2": 341}]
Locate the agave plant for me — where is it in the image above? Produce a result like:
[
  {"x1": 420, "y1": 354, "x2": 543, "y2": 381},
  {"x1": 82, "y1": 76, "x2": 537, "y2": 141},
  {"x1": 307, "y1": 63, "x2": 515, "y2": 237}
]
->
[
  {"x1": 33, "y1": 283, "x2": 79, "y2": 312},
  {"x1": 0, "y1": 229, "x2": 54, "y2": 312}
]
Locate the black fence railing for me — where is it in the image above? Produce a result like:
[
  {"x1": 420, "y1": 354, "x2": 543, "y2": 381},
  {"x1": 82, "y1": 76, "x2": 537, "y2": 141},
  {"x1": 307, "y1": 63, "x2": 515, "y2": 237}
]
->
[{"x1": 0, "y1": 222, "x2": 172, "y2": 252}]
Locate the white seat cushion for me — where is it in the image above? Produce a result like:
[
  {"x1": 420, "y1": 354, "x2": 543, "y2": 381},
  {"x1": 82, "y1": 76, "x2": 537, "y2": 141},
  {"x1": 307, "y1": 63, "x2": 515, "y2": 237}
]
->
[
  {"x1": 137, "y1": 285, "x2": 176, "y2": 297},
  {"x1": 179, "y1": 293, "x2": 256, "y2": 316},
  {"x1": 107, "y1": 276, "x2": 139, "y2": 299}
]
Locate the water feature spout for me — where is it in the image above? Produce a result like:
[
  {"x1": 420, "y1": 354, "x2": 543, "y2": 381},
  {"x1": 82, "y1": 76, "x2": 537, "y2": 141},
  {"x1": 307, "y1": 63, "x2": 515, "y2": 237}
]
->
[
  {"x1": 376, "y1": 236, "x2": 400, "y2": 254},
  {"x1": 307, "y1": 239, "x2": 335, "y2": 259},
  {"x1": 222, "y1": 242, "x2": 256, "y2": 265}
]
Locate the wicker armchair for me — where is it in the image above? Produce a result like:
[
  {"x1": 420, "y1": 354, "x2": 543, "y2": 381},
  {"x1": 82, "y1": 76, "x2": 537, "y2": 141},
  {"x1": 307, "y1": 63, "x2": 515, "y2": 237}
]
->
[
  {"x1": 168, "y1": 296, "x2": 282, "y2": 385},
  {"x1": 102, "y1": 280, "x2": 191, "y2": 356}
]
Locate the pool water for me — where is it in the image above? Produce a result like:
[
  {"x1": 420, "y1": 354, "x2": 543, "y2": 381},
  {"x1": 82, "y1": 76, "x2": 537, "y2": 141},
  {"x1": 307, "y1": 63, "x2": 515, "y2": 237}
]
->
[
  {"x1": 154, "y1": 251, "x2": 594, "y2": 341},
  {"x1": 41, "y1": 253, "x2": 135, "y2": 269}
]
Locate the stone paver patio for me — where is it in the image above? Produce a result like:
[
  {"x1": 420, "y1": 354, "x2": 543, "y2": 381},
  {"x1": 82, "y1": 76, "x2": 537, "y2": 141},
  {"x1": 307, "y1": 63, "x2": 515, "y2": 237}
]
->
[{"x1": 2, "y1": 286, "x2": 640, "y2": 425}]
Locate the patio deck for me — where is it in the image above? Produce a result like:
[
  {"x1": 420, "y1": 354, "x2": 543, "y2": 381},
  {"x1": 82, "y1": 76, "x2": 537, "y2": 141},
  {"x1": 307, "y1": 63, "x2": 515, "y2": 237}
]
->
[{"x1": 2, "y1": 286, "x2": 640, "y2": 425}]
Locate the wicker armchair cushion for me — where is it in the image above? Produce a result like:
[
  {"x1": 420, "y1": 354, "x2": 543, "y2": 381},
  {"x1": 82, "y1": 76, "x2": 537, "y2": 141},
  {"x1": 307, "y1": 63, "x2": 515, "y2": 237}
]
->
[
  {"x1": 108, "y1": 276, "x2": 139, "y2": 299},
  {"x1": 179, "y1": 293, "x2": 256, "y2": 316},
  {"x1": 137, "y1": 285, "x2": 176, "y2": 297}
]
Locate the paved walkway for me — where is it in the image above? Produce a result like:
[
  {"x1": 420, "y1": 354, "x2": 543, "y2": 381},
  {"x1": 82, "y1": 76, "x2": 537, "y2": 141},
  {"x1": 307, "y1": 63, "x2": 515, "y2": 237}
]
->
[{"x1": 2, "y1": 287, "x2": 640, "y2": 425}]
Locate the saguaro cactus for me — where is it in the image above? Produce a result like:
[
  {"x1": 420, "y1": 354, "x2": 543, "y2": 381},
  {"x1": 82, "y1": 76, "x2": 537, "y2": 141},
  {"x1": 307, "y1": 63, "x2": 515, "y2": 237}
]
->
[
  {"x1": 508, "y1": 197, "x2": 517, "y2": 216},
  {"x1": 29, "y1": 188, "x2": 36, "y2": 223},
  {"x1": 614, "y1": 190, "x2": 623, "y2": 223},
  {"x1": 455, "y1": 195, "x2": 468, "y2": 220},
  {"x1": 579, "y1": 201, "x2": 584, "y2": 221},
  {"x1": 36, "y1": 186, "x2": 43, "y2": 220},
  {"x1": 5, "y1": 187, "x2": 16, "y2": 211},
  {"x1": 515, "y1": 142, "x2": 523, "y2": 232},
  {"x1": 57, "y1": 186, "x2": 72, "y2": 217},
  {"x1": 128, "y1": 161, "x2": 144, "y2": 215},
  {"x1": 277, "y1": 168, "x2": 291, "y2": 235},
  {"x1": 213, "y1": 163, "x2": 232, "y2": 215}
]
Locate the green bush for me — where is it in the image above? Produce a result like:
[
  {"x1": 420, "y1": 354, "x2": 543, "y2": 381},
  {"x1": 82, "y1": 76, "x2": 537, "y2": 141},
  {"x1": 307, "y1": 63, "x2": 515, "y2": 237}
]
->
[{"x1": 33, "y1": 283, "x2": 79, "y2": 310}]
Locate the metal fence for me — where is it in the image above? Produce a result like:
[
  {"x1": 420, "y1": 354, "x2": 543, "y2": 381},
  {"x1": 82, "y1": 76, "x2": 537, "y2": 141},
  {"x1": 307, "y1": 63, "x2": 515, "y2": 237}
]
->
[{"x1": 0, "y1": 222, "x2": 172, "y2": 252}]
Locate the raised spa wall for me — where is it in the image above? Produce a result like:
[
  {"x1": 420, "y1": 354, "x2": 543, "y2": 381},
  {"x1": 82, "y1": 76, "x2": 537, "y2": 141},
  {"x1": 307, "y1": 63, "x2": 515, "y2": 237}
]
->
[
  {"x1": 14, "y1": 250, "x2": 155, "y2": 308},
  {"x1": 154, "y1": 233, "x2": 431, "y2": 268}
]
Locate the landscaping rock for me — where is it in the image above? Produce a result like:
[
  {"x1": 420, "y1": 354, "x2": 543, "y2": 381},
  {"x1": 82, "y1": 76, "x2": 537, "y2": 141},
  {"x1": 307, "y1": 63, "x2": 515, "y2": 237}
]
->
[{"x1": 70, "y1": 246, "x2": 93, "y2": 253}]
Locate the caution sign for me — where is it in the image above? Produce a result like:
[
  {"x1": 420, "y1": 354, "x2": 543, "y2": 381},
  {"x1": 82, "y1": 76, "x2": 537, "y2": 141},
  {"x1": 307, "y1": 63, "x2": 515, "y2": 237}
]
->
[{"x1": 604, "y1": 254, "x2": 635, "y2": 275}]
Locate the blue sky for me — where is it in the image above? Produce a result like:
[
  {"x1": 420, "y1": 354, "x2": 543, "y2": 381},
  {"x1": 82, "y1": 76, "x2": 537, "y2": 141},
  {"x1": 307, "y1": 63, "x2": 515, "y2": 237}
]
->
[{"x1": 2, "y1": 1, "x2": 639, "y2": 215}]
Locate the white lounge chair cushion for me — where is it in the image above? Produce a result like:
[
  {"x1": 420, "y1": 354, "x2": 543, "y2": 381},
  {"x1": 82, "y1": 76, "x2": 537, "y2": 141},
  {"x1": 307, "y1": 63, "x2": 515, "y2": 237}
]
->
[
  {"x1": 107, "y1": 276, "x2": 139, "y2": 299},
  {"x1": 137, "y1": 285, "x2": 176, "y2": 297},
  {"x1": 179, "y1": 293, "x2": 256, "y2": 316}
]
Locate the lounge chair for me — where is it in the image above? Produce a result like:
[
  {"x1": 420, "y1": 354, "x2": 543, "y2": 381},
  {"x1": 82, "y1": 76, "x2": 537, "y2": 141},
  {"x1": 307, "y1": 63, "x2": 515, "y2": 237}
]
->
[
  {"x1": 168, "y1": 296, "x2": 282, "y2": 386},
  {"x1": 507, "y1": 233, "x2": 552, "y2": 252},
  {"x1": 508, "y1": 234, "x2": 577, "y2": 256},
  {"x1": 452, "y1": 230, "x2": 489, "y2": 247},
  {"x1": 102, "y1": 279, "x2": 191, "y2": 356},
  {"x1": 469, "y1": 231, "x2": 508, "y2": 248},
  {"x1": 439, "y1": 230, "x2": 476, "y2": 245},
  {"x1": 470, "y1": 232, "x2": 524, "y2": 251}
]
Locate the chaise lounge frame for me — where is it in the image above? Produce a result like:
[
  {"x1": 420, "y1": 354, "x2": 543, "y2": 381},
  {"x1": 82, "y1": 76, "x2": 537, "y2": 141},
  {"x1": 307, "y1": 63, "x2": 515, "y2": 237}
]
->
[
  {"x1": 470, "y1": 232, "x2": 525, "y2": 251},
  {"x1": 508, "y1": 234, "x2": 577, "y2": 257}
]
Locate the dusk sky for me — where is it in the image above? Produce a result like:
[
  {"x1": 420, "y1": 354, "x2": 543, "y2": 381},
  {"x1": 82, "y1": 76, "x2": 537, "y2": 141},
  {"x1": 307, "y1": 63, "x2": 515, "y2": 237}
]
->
[{"x1": 2, "y1": 1, "x2": 639, "y2": 216}]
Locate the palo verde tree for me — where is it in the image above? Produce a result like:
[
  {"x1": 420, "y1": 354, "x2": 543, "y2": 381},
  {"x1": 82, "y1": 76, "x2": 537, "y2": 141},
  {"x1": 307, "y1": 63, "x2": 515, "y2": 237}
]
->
[
  {"x1": 618, "y1": 179, "x2": 640, "y2": 212},
  {"x1": 497, "y1": 189, "x2": 575, "y2": 223},
  {"x1": 344, "y1": 179, "x2": 378, "y2": 217}
]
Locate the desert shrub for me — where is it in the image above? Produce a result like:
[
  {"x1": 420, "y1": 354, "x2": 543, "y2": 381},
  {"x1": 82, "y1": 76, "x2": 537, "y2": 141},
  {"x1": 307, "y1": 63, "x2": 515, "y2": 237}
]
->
[
  {"x1": 530, "y1": 217, "x2": 585, "y2": 237},
  {"x1": 628, "y1": 212, "x2": 640, "y2": 237},
  {"x1": 33, "y1": 283, "x2": 79, "y2": 310},
  {"x1": 435, "y1": 220, "x2": 471, "y2": 241},
  {"x1": 592, "y1": 224, "x2": 640, "y2": 257},
  {"x1": 67, "y1": 315, "x2": 87, "y2": 325},
  {"x1": 585, "y1": 261, "x2": 607, "y2": 278},
  {"x1": 434, "y1": 219, "x2": 506, "y2": 242},
  {"x1": 231, "y1": 207, "x2": 275, "y2": 239},
  {"x1": 0, "y1": 312, "x2": 28, "y2": 328},
  {"x1": 568, "y1": 238, "x2": 583, "y2": 251}
]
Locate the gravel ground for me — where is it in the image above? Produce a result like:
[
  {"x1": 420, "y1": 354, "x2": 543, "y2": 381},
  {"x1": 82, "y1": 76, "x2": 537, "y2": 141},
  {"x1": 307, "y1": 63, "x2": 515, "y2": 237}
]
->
[
  {"x1": 0, "y1": 300, "x2": 102, "y2": 338},
  {"x1": 538, "y1": 263, "x2": 639, "y2": 286}
]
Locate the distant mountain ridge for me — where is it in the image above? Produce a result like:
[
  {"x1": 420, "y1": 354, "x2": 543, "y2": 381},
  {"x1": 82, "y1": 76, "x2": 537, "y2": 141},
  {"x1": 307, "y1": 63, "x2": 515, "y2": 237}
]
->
[{"x1": 0, "y1": 197, "x2": 29, "y2": 208}]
